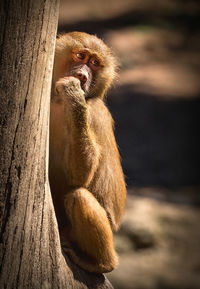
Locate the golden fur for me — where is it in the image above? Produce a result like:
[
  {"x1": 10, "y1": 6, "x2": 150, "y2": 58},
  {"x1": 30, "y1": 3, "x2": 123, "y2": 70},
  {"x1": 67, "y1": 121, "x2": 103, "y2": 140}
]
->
[{"x1": 49, "y1": 32, "x2": 126, "y2": 273}]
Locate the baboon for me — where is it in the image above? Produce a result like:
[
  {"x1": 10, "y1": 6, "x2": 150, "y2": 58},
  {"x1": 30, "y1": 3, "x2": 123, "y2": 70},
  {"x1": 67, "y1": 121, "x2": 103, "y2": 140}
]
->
[{"x1": 49, "y1": 32, "x2": 126, "y2": 273}]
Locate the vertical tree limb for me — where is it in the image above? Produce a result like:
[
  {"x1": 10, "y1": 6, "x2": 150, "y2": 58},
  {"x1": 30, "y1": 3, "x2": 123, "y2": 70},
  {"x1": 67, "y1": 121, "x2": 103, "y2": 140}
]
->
[{"x1": 0, "y1": 1, "x2": 114, "y2": 288}]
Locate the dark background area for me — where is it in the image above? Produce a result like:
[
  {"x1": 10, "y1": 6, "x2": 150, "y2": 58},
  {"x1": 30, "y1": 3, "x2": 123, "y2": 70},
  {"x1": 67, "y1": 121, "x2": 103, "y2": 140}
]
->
[{"x1": 109, "y1": 89, "x2": 200, "y2": 187}]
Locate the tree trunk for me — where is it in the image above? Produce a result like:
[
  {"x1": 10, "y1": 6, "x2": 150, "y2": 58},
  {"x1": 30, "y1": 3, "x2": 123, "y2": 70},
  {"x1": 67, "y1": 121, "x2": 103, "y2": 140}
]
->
[{"x1": 0, "y1": 1, "x2": 113, "y2": 288}]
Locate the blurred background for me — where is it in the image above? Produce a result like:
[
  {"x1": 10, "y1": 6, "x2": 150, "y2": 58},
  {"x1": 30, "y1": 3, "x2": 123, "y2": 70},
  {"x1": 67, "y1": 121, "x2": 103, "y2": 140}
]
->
[{"x1": 58, "y1": 1, "x2": 200, "y2": 288}]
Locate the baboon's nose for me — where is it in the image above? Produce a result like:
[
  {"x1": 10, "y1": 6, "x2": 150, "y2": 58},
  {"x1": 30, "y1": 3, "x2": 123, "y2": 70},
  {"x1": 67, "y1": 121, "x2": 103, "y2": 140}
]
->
[{"x1": 74, "y1": 71, "x2": 87, "y2": 83}]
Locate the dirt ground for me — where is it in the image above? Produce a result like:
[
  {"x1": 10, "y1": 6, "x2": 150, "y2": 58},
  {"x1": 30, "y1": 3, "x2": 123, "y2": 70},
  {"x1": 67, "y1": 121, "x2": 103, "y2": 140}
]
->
[{"x1": 107, "y1": 192, "x2": 200, "y2": 289}]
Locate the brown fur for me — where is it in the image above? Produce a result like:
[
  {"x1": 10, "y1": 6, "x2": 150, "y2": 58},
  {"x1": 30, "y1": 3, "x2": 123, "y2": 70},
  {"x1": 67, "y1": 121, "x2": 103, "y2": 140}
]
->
[{"x1": 49, "y1": 32, "x2": 126, "y2": 273}]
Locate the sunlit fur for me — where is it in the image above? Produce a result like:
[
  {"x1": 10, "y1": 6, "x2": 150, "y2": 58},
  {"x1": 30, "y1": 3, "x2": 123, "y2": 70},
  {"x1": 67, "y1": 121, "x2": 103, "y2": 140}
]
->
[
  {"x1": 53, "y1": 32, "x2": 118, "y2": 99},
  {"x1": 49, "y1": 32, "x2": 126, "y2": 273}
]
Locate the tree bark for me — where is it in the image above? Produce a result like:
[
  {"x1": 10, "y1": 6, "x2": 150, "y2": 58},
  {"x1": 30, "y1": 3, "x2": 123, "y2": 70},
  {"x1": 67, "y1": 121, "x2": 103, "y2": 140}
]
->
[{"x1": 0, "y1": 1, "x2": 113, "y2": 288}]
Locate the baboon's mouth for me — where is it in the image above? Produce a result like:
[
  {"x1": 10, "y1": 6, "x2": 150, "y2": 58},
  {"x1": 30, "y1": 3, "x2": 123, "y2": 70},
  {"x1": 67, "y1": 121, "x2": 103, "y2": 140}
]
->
[{"x1": 80, "y1": 81, "x2": 90, "y2": 95}]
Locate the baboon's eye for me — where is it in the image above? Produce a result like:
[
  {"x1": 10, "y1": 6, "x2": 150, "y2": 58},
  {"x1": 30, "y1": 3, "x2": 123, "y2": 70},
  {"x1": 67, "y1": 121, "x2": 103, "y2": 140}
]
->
[
  {"x1": 76, "y1": 52, "x2": 86, "y2": 60},
  {"x1": 90, "y1": 58, "x2": 100, "y2": 67}
]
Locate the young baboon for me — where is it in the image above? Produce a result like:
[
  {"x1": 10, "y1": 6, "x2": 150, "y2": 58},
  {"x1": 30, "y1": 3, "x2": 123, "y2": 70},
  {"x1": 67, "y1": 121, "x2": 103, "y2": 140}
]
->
[{"x1": 49, "y1": 32, "x2": 126, "y2": 273}]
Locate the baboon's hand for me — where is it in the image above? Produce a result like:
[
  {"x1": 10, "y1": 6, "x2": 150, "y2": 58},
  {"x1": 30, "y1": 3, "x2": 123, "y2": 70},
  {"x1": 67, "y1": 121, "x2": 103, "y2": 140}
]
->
[{"x1": 55, "y1": 76, "x2": 86, "y2": 105}]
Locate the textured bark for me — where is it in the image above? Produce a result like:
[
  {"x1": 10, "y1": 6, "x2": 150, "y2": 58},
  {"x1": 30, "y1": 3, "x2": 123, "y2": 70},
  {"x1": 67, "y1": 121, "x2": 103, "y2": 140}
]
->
[{"x1": 0, "y1": 1, "x2": 113, "y2": 288}]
